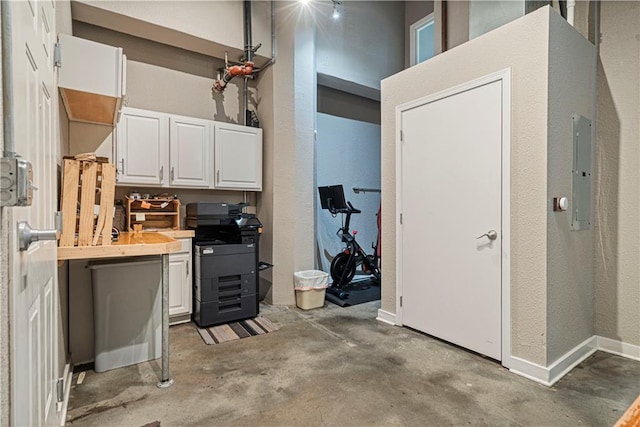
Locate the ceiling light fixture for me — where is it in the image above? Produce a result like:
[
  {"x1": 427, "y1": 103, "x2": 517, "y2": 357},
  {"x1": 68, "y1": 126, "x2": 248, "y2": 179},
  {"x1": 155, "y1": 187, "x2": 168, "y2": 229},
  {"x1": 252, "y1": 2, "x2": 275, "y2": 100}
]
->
[
  {"x1": 331, "y1": 0, "x2": 341, "y2": 19},
  {"x1": 299, "y1": 0, "x2": 311, "y2": 4}
]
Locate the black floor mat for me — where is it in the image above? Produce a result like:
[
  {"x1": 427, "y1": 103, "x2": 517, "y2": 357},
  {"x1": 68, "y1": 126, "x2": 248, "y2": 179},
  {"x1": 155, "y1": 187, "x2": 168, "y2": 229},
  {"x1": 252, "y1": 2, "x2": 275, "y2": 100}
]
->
[{"x1": 325, "y1": 276, "x2": 380, "y2": 307}]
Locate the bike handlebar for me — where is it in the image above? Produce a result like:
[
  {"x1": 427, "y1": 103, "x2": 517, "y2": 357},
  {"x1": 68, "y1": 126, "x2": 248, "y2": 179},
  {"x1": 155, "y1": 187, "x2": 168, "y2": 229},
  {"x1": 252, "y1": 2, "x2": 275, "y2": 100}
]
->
[
  {"x1": 346, "y1": 201, "x2": 361, "y2": 214},
  {"x1": 328, "y1": 204, "x2": 361, "y2": 215}
]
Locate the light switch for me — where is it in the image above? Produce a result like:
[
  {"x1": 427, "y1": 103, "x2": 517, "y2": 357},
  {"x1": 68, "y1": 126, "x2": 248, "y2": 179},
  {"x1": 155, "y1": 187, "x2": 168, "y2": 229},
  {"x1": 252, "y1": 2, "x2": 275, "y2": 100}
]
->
[{"x1": 553, "y1": 197, "x2": 569, "y2": 212}]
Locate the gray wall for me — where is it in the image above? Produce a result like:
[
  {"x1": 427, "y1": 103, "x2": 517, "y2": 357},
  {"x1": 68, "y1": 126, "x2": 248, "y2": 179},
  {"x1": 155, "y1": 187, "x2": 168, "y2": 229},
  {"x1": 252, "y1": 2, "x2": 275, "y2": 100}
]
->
[
  {"x1": 469, "y1": 1, "x2": 525, "y2": 39},
  {"x1": 546, "y1": 11, "x2": 596, "y2": 362},
  {"x1": 316, "y1": 1, "x2": 405, "y2": 90},
  {"x1": 317, "y1": 86, "x2": 380, "y2": 125},
  {"x1": 594, "y1": 1, "x2": 640, "y2": 347}
]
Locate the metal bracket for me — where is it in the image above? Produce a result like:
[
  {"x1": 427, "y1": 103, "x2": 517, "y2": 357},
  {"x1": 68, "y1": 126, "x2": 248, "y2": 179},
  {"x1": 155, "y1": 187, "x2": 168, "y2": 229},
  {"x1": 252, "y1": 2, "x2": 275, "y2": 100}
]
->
[
  {"x1": 54, "y1": 42, "x2": 62, "y2": 68},
  {"x1": 56, "y1": 378, "x2": 64, "y2": 403},
  {"x1": 1, "y1": 156, "x2": 34, "y2": 207}
]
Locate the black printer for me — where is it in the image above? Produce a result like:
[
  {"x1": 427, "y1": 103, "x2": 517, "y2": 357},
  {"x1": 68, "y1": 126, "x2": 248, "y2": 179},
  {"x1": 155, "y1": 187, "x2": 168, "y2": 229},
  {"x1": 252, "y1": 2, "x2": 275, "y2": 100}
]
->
[{"x1": 186, "y1": 202, "x2": 262, "y2": 327}]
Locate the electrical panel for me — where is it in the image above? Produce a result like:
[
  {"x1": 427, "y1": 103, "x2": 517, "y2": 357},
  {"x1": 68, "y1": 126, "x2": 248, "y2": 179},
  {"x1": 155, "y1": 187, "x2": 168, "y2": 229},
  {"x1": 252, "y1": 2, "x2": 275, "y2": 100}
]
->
[
  {"x1": 571, "y1": 114, "x2": 592, "y2": 231},
  {"x1": 1, "y1": 157, "x2": 33, "y2": 207}
]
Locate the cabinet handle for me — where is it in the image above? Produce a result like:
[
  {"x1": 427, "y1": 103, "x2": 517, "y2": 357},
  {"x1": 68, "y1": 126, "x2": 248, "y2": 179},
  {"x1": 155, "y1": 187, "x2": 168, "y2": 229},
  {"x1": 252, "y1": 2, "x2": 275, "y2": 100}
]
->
[
  {"x1": 120, "y1": 159, "x2": 125, "y2": 175},
  {"x1": 186, "y1": 259, "x2": 189, "y2": 277},
  {"x1": 216, "y1": 170, "x2": 220, "y2": 183},
  {"x1": 171, "y1": 167, "x2": 174, "y2": 182},
  {"x1": 159, "y1": 166, "x2": 164, "y2": 181}
]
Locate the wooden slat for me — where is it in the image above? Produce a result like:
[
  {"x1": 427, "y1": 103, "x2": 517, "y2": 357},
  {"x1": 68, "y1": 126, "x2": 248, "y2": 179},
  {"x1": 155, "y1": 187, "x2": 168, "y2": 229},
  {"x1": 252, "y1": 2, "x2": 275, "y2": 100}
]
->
[
  {"x1": 615, "y1": 394, "x2": 640, "y2": 427},
  {"x1": 92, "y1": 166, "x2": 107, "y2": 246},
  {"x1": 92, "y1": 163, "x2": 116, "y2": 246},
  {"x1": 77, "y1": 162, "x2": 97, "y2": 246},
  {"x1": 59, "y1": 160, "x2": 80, "y2": 247}
]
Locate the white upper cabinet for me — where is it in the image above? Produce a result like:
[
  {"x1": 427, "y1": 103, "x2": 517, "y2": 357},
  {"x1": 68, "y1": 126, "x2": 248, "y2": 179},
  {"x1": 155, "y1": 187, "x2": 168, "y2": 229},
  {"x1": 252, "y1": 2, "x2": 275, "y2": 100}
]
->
[
  {"x1": 116, "y1": 108, "x2": 211, "y2": 188},
  {"x1": 117, "y1": 108, "x2": 168, "y2": 186},
  {"x1": 213, "y1": 122, "x2": 263, "y2": 191},
  {"x1": 116, "y1": 107, "x2": 262, "y2": 191},
  {"x1": 57, "y1": 34, "x2": 126, "y2": 125},
  {"x1": 169, "y1": 116, "x2": 210, "y2": 188}
]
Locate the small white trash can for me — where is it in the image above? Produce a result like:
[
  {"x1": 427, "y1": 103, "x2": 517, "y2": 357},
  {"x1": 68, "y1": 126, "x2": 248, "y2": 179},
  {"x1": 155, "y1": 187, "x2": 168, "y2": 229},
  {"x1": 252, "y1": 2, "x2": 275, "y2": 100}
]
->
[{"x1": 294, "y1": 270, "x2": 329, "y2": 310}]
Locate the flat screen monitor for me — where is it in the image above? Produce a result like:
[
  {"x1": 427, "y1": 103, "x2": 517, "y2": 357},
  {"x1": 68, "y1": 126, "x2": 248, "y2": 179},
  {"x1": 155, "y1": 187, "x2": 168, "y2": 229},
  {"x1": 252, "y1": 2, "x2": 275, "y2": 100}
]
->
[{"x1": 318, "y1": 185, "x2": 348, "y2": 211}]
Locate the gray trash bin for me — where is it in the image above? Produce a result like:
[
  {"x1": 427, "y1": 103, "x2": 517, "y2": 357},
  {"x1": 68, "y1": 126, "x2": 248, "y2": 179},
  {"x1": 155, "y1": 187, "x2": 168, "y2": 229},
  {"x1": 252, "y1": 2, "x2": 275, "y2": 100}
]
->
[{"x1": 88, "y1": 257, "x2": 162, "y2": 372}]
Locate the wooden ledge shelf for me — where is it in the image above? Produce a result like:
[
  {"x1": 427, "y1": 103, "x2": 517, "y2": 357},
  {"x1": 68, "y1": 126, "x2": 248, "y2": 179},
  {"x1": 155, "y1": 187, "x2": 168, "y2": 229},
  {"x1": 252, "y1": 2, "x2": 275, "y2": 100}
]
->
[{"x1": 57, "y1": 232, "x2": 182, "y2": 261}]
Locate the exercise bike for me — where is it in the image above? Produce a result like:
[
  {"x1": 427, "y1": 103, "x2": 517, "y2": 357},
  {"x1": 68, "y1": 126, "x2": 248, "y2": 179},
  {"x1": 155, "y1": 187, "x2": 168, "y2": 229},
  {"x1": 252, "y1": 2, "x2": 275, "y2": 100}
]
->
[{"x1": 318, "y1": 185, "x2": 381, "y2": 299}]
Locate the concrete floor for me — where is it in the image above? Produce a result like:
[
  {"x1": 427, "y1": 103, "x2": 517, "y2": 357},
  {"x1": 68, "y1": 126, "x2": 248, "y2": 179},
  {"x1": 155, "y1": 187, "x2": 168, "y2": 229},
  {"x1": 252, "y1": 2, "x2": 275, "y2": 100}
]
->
[{"x1": 66, "y1": 301, "x2": 640, "y2": 426}]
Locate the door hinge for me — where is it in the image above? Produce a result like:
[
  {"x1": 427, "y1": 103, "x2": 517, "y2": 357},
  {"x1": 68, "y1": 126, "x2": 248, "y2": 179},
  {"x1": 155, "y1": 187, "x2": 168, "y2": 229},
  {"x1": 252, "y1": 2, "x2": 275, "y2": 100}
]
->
[
  {"x1": 56, "y1": 378, "x2": 64, "y2": 403},
  {"x1": 400, "y1": 213, "x2": 403, "y2": 225},
  {"x1": 54, "y1": 42, "x2": 62, "y2": 68},
  {"x1": 400, "y1": 296, "x2": 403, "y2": 307}
]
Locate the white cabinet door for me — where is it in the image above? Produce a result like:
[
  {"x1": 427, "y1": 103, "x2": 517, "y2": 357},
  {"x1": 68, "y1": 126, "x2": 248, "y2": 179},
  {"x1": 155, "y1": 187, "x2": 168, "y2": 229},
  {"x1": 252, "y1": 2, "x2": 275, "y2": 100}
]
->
[
  {"x1": 169, "y1": 117, "x2": 211, "y2": 188},
  {"x1": 117, "y1": 108, "x2": 168, "y2": 185},
  {"x1": 168, "y1": 239, "x2": 192, "y2": 322},
  {"x1": 213, "y1": 122, "x2": 262, "y2": 191}
]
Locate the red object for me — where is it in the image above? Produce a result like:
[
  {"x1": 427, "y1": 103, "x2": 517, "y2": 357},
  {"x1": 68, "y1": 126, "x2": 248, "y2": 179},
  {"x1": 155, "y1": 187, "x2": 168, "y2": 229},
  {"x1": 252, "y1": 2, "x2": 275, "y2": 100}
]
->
[
  {"x1": 376, "y1": 203, "x2": 381, "y2": 258},
  {"x1": 213, "y1": 61, "x2": 255, "y2": 92},
  {"x1": 353, "y1": 230, "x2": 357, "y2": 235}
]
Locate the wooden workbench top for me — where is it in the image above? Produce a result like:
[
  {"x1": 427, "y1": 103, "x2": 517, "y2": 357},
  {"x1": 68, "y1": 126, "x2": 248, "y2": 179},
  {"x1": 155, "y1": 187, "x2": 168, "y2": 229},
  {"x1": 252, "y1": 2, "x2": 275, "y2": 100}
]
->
[{"x1": 57, "y1": 232, "x2": 182, "y2": 261}]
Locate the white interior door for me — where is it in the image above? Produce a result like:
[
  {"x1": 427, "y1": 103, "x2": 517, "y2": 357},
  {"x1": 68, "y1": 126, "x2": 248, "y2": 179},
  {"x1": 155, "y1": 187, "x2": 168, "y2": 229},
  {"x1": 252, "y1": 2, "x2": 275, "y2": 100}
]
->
[
  {"x1": 8, "y1": 0, "x2": 60, "y2": 425},
  {"x1": 400, "y1": 79, "x2": 504, "y2": 360}
]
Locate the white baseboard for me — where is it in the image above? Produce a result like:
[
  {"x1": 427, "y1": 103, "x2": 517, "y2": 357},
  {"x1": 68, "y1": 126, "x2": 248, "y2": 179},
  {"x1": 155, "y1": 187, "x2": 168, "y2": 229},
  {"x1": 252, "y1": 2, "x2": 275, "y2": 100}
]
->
[
  {"x1": 376, "y1": 309, "x2": 396, "y2": 326},
  {"x1": 597, "y1": 336, "x2": 640, "y2": 361},
  {"x1": 507, "y1": 335, "x2": 639, "y2": 386},
  {"x1": 505, "y1": 356, "x2": 552, "y2": 386},
  {"x1": 547, "y1": 336, "x2": 598, "y2": 385},
  {"x1": 59, "y1": 363, "x2": 73, "y2": 426},
  {"x1": 507, "y1": 335, "x2": 598, "y2": 386}
]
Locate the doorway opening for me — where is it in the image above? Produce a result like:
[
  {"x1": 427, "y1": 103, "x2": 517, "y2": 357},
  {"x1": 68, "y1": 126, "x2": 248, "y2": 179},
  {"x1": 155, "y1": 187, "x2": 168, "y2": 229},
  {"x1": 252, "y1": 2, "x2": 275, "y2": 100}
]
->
[{"x1": 315, "y1": 83, "x2": 382, "y2": 307}]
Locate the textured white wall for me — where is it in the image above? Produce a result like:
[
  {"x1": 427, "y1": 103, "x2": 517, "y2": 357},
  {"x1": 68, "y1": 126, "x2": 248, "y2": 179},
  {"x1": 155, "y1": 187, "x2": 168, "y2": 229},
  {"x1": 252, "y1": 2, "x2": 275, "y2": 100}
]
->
[
  {"x1": 72, "y1": 1, "x2": 272, "y2": 64},
  {"x1": 257, "y1": 2, "x2": 316, "y2": 305},
  {"x1": 382, "y1": 8, "x2": 551, "y2": 365},
  {"x1": 546, "y1": 11, "x2": 596, "y2": 362},
  {"x1": 594, "y1": 1, "x2": 640, "y2": 347}
]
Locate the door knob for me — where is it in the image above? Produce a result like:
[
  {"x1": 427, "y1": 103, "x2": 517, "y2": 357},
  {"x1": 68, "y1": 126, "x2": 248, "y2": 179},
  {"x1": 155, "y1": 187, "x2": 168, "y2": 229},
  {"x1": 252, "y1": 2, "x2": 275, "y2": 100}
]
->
[
  {"x1": 476, "y1": 230, "x2": 498, "y2": 241},
  {"x1": 18, "y1": 221, "x2": 58, "y2": 251}
]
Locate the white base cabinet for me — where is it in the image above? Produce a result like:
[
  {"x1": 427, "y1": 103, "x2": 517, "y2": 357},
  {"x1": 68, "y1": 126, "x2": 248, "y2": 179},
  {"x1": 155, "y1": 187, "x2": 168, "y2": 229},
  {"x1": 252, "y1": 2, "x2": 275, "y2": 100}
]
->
[{"x1": 169, "y1": 238, "x2": 192, "y2": 324}]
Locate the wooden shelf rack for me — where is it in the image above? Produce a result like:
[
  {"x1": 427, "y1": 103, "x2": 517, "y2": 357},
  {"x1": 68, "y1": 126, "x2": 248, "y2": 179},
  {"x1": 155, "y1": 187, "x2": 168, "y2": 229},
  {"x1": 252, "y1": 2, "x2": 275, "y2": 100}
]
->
[{"x1": 126, "y1": 197, "x2": 181, "y2": 231}]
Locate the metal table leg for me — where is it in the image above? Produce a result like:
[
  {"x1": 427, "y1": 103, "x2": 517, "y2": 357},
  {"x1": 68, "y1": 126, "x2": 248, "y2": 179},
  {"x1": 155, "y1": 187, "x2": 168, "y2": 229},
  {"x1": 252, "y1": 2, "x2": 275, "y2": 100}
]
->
[{"x1": 157, "y1": 253, "x2": 174, "y2": 388}]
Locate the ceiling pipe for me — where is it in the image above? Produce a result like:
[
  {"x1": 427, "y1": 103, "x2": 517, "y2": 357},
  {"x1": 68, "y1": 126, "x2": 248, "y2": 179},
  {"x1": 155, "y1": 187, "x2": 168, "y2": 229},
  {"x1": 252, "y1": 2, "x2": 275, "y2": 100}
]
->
[
  {"x1": 213, "y1": 0, "x2": 257, "y2": 96},
  {"x1": 1, "y1": 0, "x2": 16, "y2": 158},
  {"x1": 213, "y1": 1, "x2": 276, "y2": 94},
  {"x1": 243, "y1": 0, "x2": 252, "y2": 125}
]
